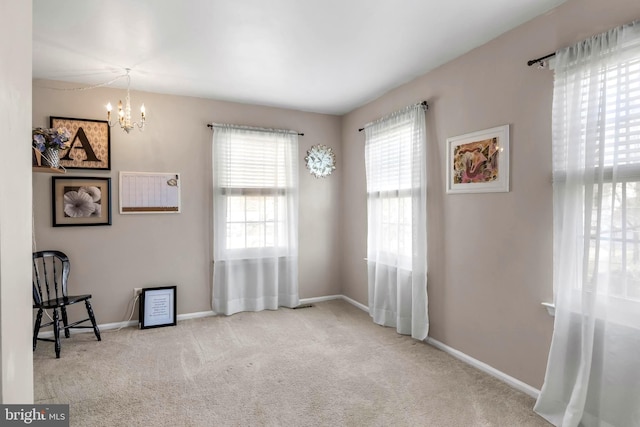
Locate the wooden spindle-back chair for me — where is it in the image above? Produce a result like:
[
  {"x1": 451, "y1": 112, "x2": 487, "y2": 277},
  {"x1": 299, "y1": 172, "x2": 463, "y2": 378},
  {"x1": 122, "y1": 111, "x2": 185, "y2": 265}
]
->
[{"x1": 32, "y1": 250, "x2": 101, "y2": 358}]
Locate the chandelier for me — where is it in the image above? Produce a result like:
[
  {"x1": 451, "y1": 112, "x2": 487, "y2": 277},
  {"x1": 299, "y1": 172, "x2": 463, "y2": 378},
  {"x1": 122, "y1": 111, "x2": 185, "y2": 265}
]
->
[{"x1": 106, "y1": 69, "x2": 145, "y2": 133}]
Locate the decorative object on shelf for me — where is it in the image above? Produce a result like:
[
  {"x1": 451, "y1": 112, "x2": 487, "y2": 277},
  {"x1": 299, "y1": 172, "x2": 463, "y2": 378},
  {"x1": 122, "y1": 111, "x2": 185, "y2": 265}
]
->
[
  {"x1": 52, "y1": 176, "x2": 112, "y2": 227},
  {"x1": 445, "y1": 124, "x2": 510, "y2": 194},
  {"x1": 305, "y1": 144, "x2": 336, "y2": 178},
  {"x1": 32, "y1": 148, "x2": 65, "y2": 173},
  {"x1": 44, "y1": 148, "x2": 60, "y2": 168},
  {"x1": 51, "y1": 117, "x2": 111, "y2": 170},
  {"x1": 106, "y1": 68, "x2": 145, "y2": 133},
  {"x1": 32, "y1": 127, "x2": 71, "y2": 169}
]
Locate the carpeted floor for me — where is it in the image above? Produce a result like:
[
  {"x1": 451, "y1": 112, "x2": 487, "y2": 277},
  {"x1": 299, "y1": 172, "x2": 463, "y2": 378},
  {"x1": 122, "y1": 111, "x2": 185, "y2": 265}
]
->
[{"x1": 34, "y1": 299, "x2": 550, "y2": 426}]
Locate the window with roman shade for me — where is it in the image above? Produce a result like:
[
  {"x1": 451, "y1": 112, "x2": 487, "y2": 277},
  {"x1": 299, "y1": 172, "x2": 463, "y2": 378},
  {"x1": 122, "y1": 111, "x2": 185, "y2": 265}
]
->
[
  {"x1": 211, "y1": 125, "x2": 299, "y2": 315},
  {"x1": 534, "y1": 20, "x2": 640, "y2": 427},
  {"x1": 364, "y1": 103, "x2": 428, "y2": 340}
]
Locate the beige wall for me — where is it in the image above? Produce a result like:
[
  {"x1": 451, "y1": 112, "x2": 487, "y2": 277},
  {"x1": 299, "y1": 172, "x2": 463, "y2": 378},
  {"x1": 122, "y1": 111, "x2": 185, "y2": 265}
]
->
[
  {"x1": 0, "y1": 0, "x2": 33, "y2": 403},
  {"x1": 32, "y1": 83, "x2": 343, "y2": 325},
  {"x1": 341, "y1": 0, "x2": 640, "y2": 389}
]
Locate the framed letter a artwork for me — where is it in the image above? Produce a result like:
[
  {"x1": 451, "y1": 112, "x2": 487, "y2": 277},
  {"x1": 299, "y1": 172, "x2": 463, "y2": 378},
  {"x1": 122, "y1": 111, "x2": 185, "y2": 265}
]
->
[
  {"x1": 446, "y1": 124, "x2": 510, "y2": 194},
  {"x1": 50, "y1": 116, "x2": 111, "y2": 170}
]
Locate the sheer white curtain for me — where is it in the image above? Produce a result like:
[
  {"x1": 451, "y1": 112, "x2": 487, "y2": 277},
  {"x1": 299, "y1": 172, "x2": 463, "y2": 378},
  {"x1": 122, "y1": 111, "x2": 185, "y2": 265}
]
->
[
  {"x1": 534, "y1": 21, "x2": 640, "y2": 427},
  {"x1": 365, "y1": 104, "x2": 428, "y2": 340},
  {"x1": 211, "y1": 125, "x2": 299, "y2": 316}
]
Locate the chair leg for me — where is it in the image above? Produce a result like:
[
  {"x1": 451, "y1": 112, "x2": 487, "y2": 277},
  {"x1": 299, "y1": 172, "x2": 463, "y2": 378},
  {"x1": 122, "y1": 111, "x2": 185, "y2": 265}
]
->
[
  {"x1": 33, "y1": 309, "x2": 43, "y2": 351},
  {"x1": 85, "y1": 299, "x2": 101, "y2": 341},
  {"x1": 52, "y1": 309, "x2": 61, "y2": 359},
  {"x1": 61, "y1": 306, "x2": 70, "y2": 338}
]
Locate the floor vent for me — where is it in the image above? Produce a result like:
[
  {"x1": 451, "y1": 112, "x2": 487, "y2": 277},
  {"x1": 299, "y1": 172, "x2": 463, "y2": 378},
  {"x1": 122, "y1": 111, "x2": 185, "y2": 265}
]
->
[{"x1": 293, "y1": 304, "x2": 314, "y2": 310}]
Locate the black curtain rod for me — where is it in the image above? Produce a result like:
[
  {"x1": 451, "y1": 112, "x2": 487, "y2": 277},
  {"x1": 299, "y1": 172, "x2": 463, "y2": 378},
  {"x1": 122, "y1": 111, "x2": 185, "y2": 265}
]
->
[
  {"x1": 358, "y1": 101, "x2": 428, "y2": 132},
  {"x1": 527, "y1": 52, "x2": 556, "y2": 67},
  {"x1": 207, "y1": 123, "x2": 304, "y2": 136}
]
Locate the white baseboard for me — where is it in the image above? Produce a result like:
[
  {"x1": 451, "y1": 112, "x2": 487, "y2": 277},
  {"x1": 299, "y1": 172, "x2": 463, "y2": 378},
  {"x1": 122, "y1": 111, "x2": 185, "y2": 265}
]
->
[
  {"x1": 300, "y1": 294, "x2": 369, "y2": 313},
  {"x1": 426, "y1": 338, "x2": 540, "y2": 398},
  {"x1": 340, "y1": 295, "x2": 369, "y2": 312},
  {"x1": 37, "y1": 319, "x2": 136, "y2": 338},
  {"x1": 299, "y1": 295, "x2": 343, "y2": 305},
  {"x1": 37, "y1": 310, "x2": 217, "y2": 338},
  {"x1": 337, "y1": 294, "x2": 540, "y2": 399},
  {"x1": 39, "y1": 297, "x2": 347, "y2": 338},
  {"x1": 177, "y1": 310, "x2": 216, "y2": 321}
]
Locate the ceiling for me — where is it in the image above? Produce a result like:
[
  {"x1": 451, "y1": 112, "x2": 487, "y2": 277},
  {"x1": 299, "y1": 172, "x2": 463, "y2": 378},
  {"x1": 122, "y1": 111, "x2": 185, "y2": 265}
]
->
[{"x1": 33, "y1": 0, "x2": 565, "y2": 115}]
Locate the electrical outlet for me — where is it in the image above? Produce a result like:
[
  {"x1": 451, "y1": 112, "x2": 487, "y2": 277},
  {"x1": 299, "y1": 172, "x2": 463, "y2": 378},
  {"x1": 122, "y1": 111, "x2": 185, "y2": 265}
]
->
[{"x1": 133, "y1": 288, "x2": 142, "y2": 298}]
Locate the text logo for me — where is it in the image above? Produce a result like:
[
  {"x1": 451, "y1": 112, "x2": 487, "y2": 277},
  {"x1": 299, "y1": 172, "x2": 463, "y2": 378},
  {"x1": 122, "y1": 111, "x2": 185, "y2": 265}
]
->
[{"x1": 2, "y1": 405, "x2": 69, "y2": 426}]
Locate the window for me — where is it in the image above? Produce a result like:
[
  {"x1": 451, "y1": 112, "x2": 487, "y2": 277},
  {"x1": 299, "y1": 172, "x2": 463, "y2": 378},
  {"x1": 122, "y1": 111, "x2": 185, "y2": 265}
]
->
[
  {"x1": 555, "y1": 52, "x2": 640, "y2": 301},
  {"x1": 535, "y1": 23, "x2": 640, "y2": 427},
  {"x1": 364, "y1": 104, "x2": 428, "y2": 339},
  {"x1": 211, "y1": 124, "x2": 299, "y2": 315},
  {"x1": 225, "y1": 194, "x2": 284, "y2": 249},
  {"x1": 588, "y1": 181, "x2": 640, "y2": 301},
  {"x1": 213, "y1": 127, "x2": 297, "y2": 257},
  {"x1": 365, "y1": 122, "x2": 415, "y2": 262},
  {"x1": 587, "y1": 57, "x2": 640, "y2": 301}
]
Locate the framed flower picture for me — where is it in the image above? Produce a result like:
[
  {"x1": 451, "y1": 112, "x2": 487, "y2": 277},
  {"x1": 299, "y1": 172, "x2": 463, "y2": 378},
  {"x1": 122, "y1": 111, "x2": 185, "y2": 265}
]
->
[{"x1": 51, "y1": 177, "x2": 112, "y2": 227}]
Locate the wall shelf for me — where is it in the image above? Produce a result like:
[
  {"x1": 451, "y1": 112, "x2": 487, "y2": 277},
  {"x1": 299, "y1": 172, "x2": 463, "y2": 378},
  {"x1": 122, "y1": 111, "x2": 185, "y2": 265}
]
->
[{"x1": 32, "y1": 166, "x2": 65, "y2": 174}]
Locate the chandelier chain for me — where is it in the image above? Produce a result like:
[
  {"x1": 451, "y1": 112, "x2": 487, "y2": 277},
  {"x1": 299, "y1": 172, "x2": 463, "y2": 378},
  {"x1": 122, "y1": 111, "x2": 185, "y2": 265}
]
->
[{"x1": 35, "y1": 73, "x2": 129, "y2": 92}]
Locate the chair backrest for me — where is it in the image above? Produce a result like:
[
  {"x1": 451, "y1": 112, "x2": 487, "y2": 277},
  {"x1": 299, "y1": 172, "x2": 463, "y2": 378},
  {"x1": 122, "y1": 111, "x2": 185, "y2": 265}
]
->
[{"x1": 33, "y1": 251, "x2": 70, "y2": 306}]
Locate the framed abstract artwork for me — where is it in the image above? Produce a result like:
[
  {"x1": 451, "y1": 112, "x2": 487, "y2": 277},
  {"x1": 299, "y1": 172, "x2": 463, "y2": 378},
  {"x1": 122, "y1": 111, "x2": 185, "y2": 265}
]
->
[
  {"x1": 445, "y1": 124, "x2": 510, "y2": 194},
  {"x1": 51, "y1": 176, "x2": 112, "y2": 227},
  {"x1": 50, "y1": 116, "x2": 111, "y2": 170}
]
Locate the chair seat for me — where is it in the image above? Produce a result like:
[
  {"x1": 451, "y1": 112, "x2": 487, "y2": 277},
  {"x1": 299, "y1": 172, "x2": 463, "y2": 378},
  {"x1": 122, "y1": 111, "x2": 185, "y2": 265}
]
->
[{"x1": 34, "y1": 294, "x2": 92, "y2": 309}]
